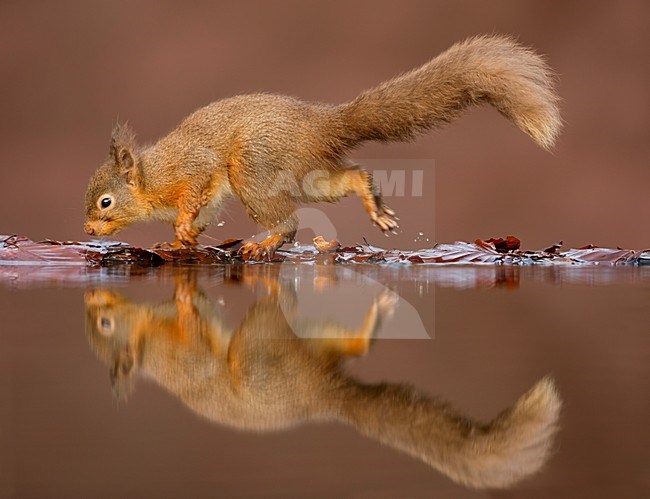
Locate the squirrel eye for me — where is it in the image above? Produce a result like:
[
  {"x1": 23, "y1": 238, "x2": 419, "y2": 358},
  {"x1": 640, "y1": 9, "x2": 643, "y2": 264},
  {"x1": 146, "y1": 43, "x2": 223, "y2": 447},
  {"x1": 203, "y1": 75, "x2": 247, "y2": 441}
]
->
[
  {"x1": 100, "y1": 197, "x2": 112, "y2": 209},
  {"x1": 97, "y1": 316, "x2": 114, "y2": 336}
]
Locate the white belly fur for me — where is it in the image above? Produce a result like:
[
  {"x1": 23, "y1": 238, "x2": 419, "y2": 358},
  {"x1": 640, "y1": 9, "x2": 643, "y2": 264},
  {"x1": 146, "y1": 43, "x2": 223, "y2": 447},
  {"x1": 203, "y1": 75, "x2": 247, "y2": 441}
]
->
[
  {"x1": 151, "y1": 178, "x2": 232, "y2": 228},
  {"x1": 195, "y1": 182, "x2": 233, "y2": 229},
  {"x1": 151, "y1": 206, "x2": 178, "y2": 223}
]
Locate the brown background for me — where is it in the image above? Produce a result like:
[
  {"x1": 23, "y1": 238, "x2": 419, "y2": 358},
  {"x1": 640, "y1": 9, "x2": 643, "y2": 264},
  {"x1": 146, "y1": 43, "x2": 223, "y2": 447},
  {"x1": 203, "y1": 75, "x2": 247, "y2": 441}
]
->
[{"x1": 1, "y1": 0, "x2": 649, "y2": 249}]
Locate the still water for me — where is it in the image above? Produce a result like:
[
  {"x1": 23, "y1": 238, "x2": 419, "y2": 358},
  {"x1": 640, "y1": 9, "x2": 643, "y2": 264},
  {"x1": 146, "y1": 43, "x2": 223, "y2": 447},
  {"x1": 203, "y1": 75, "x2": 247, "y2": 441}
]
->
[{"x1": 1, "y1": 264, "x2": 648, "y2": 498}]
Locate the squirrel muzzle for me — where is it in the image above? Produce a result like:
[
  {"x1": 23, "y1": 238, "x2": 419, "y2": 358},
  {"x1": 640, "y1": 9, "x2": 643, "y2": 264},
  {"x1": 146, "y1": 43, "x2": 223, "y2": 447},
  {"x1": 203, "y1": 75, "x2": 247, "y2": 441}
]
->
[{"x1": 84, "y1": 219, "x2": 123, "y2": 237}]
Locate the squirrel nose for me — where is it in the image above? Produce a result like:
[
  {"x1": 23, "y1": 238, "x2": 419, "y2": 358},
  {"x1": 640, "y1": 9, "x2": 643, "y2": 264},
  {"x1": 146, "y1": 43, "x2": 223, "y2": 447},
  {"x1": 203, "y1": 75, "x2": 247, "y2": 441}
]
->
[{"x1": 84, "y1": 223, "x2": 95, "y2": 236}]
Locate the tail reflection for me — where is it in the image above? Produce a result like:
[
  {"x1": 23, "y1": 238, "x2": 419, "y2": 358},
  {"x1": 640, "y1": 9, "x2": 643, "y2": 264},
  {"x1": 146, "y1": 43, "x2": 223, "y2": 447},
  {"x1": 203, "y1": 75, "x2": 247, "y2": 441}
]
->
[{"x1": 84, "y1": 268, "x2": 561, "y2": 489}]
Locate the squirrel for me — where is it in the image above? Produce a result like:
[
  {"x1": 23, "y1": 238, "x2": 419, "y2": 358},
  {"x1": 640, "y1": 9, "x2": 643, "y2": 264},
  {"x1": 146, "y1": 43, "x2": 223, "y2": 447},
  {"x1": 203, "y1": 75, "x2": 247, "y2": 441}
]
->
[
  {"x1": 84, "y1": 35, "x2": 561, "y2": 260},
  {"x1": 85, "y1": 267, "x2": 561, "y2": 489}
]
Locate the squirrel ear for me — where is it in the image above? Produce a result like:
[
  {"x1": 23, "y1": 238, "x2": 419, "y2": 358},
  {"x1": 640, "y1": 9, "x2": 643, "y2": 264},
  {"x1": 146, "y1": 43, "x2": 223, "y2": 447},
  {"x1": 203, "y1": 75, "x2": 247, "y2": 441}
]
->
[
  {"x1": 109, "y1": 123, "x2": 139, "y2": 187},
  {"x1": 110, "y1": 346, "x2": 136, "y2": 402}
]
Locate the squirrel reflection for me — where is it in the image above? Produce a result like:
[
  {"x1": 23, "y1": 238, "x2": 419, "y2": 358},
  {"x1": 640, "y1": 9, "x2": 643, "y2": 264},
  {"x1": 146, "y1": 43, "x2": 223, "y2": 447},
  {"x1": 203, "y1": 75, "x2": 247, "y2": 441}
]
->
[{"x1": 85, "y1": 268, "x2": 561, "y2": 489}]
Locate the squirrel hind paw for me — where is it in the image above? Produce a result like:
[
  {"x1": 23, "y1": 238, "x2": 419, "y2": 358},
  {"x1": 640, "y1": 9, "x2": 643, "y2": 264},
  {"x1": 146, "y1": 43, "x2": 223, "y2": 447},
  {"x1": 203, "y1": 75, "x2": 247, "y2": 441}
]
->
[
  {"x1": 371, "y1": 206, "x2": 399, "y2": 233},
  {"x1": 238, "y1": 242, "x2": 275, "y2": 262}
]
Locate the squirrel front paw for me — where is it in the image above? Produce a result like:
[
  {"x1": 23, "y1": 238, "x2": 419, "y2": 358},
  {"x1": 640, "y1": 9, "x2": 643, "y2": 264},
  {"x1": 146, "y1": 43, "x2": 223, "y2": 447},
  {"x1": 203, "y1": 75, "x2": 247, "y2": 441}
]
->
[
  {"x1": 154, "y1": 241, "x2": 183, "y2": 250},
  {"x1": 153, "y1": 240, "x2": 187, "y2": 250},
  {"x1": 172, "y1": 221, "x2": 199, "y2": 247}
]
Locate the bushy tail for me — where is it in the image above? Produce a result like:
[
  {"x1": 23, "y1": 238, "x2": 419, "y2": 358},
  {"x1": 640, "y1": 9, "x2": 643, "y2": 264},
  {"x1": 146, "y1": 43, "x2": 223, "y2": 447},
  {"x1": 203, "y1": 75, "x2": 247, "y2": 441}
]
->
[
  {"x1": 335, "y1": 35, "x2": 561, "y2": 150},
  {"x1": 340, "y1": 376, "x2": 562, "y2": 489}
]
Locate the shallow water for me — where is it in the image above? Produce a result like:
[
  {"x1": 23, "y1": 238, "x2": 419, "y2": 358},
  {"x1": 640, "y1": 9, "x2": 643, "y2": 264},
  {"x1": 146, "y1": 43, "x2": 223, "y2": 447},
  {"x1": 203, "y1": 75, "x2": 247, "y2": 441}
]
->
[{"x1": 1, "y1": 264, "x2": 649, "y2": 498}]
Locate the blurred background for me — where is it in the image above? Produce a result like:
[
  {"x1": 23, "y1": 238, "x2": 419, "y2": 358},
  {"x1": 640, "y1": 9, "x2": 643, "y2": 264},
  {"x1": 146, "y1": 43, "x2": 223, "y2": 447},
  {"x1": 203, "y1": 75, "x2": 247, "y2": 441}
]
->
[{"x1": 1, "y1": 0, "x2": 648, "y2": 250}]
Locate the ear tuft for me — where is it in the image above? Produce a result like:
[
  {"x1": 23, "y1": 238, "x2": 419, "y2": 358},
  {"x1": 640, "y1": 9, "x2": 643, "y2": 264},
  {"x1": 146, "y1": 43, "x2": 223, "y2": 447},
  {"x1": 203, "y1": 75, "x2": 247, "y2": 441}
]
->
[
  {"x1": 110, "y1": 122, "x2": 136, "y2": 158},
  {"x1": 109, "y1": 122, "x2": 139, "y2": 185}
]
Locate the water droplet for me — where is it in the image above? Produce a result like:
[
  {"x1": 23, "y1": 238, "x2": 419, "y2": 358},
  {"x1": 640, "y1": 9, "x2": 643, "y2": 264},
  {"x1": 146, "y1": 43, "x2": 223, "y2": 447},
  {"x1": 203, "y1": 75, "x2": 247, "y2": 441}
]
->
[{"x1": 216, "y1": 221, "x2": 225, "y2": 227}]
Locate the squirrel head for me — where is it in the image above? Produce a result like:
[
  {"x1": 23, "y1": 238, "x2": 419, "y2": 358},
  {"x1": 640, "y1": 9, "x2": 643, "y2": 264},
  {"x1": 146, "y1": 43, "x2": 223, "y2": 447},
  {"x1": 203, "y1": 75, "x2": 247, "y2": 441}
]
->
[
  {"x1": 84, "y1": 123, "x2": 151, "y2": 236},
  {"x1": 84, "y1": 288, "x2": 147, "y2": 401}
]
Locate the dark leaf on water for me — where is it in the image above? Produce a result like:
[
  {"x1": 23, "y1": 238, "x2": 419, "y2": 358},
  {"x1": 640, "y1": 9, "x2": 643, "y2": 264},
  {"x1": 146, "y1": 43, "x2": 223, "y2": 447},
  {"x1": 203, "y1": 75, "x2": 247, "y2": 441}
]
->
[
  {"x1": 543, "y1": 241, "x2": 563, "y2": 254},
  {"x1": 1, "y1": 235, "x2": 648, "y2": 269},
  {"x1": 475, "y1": 235, "x2": 521, "y2": 253},
  {"x1": 210, "y1": 238, "x2": 244, "y2": 250}
]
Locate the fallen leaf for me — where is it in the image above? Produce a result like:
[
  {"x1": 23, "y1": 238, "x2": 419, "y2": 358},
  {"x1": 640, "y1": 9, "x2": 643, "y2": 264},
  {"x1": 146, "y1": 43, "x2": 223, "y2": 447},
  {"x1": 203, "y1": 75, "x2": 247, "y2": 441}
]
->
[{"x1": 313, "y1": 236, "x2": 340, "y2": 253}]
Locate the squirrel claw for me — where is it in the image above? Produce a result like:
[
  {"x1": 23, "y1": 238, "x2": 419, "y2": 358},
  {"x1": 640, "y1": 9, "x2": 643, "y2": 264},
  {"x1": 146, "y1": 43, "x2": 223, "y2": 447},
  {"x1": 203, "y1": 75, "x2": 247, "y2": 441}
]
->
[
  {"x1": 238, "y1": 242, "x2": 275, "y2": 262},
  {"x1": 374, "y1": 289, "x2": 399, "y2": 319},
  {"x1": 382, "y1": 205, "x2": 396, "y2": 217},
  {"x1": 371, "y1": 206, "x2": 399, "y2": 233}
]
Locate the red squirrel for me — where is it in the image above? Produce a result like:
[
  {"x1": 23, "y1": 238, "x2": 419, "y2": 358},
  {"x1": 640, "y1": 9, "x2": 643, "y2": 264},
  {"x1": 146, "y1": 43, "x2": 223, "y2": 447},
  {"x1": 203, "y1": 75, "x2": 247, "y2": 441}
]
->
[{"x1": 85, "y1": 35, "x2": 560, "y2": 260}]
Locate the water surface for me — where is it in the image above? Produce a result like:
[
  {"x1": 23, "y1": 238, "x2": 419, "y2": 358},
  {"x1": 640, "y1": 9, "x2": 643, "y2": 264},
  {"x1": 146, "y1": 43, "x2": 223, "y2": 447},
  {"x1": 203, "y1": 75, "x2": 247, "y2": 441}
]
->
[{"x1": 1, "y1": 264, "x2": 648, "y2": 498}]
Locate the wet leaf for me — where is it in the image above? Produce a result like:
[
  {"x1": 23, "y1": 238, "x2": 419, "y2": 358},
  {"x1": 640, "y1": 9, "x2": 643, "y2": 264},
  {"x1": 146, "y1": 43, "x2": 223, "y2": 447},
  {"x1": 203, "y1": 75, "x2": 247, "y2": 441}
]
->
[
  {"x1": 475, "y1": 236, "x2": 521, "y2": 253},
  {"x1": 209, "y1": 238, "x2": 244, "y2": 250},
  {"x1": 1, "y1": 235, "x2": 648, "y2": 269},
  {"x1": 543, "y1": 241, "x2": 563, "y2": 254},
  {"x1": 313, "y1": 236, "x2": 340, "y2": 253}
]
